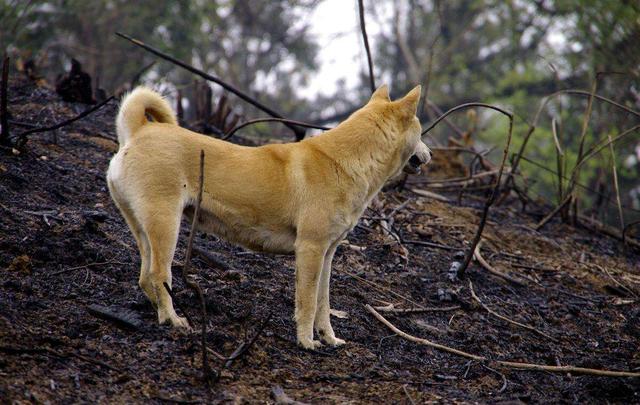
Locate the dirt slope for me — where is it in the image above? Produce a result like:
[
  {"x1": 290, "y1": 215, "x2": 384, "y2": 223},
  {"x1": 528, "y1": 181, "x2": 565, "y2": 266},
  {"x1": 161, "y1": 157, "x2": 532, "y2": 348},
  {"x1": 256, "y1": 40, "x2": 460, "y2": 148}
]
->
[{"x1": 1, "y1": 77, "x2": 639, "y2": 403}]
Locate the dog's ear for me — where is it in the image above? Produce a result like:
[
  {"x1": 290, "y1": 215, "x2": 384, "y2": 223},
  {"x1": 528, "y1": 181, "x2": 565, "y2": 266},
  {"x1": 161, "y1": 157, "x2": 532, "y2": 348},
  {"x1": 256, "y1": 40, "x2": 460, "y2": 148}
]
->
[
  {"x1": 369, "y1": 84, "x2": 390, "y2": 102},
  {"x1": 396, "y1": 85, "x2": 421, "y2": 117}
]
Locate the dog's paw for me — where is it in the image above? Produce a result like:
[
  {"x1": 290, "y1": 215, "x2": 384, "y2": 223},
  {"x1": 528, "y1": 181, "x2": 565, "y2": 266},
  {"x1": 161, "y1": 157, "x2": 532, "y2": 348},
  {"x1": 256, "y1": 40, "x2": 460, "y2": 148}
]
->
[
  {"x1": 171, "y1": 315, "x2": 191, "y2": 330},
  {"x1": 318, "y1": 332, "x2": 346, "y2": 347},
  {"x1": 159, "y1": 311, "x2": 191, "y2": 330},
  {"x1": 298, "y1": 338, "x2": 323, "y2": 350},
  {"x1": 325, "y1": 336, "x2": 346, "y2": 347}
]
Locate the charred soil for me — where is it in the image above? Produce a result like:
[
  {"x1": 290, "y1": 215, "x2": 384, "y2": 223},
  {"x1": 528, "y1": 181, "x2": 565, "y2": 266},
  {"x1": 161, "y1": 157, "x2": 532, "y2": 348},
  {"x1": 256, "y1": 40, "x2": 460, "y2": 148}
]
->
[{"x1": 1, "y1": 77, "x2": 639, "y2": 403}]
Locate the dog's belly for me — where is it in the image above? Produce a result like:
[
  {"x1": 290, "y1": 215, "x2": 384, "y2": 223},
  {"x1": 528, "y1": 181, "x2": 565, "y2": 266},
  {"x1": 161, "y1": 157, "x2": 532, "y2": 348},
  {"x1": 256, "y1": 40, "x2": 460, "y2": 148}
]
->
[{"x1": 184, "y1": 206, "x2": 296, "y2": 254}]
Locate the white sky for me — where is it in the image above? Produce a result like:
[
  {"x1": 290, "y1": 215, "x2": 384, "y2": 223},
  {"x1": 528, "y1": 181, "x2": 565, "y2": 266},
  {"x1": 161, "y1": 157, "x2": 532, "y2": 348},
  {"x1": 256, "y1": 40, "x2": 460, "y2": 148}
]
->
[{"x1": 299, "y1": 0, "x2": 380, "y2": 100}]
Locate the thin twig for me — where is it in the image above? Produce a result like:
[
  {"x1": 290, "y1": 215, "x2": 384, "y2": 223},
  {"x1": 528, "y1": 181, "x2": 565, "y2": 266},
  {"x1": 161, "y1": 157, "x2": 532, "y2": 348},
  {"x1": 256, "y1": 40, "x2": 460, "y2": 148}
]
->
[
  {"x1": 14, "y1": 96, "x2": 114, "y2": 148},
  {"x1": 591, "y1": 263, "x2": 638, "y2": 299},
  {"x1": 51, "y1": 260, "x2": 128, "y2": 276},
  {"x1": 223, "y1": 117, "x2": 329, "y2": 140},
  {"x1": 509, "y1": 88, "x2": 640, "y2": 181},
  {"x1": 0, "y1": 345, "x2": 121, "y2": 372},
  {"x1": 223, "y1": 312, "x2": 272, "y2": 369},
  {"x1": 366, "y1": 305, "x2": 640, "y2": 377},
  {"x1": 115, "y1": 32, "x2": 306, "y2": 141},
  {"x1": 468, "y1": 281, "x2": 555, "y2": 340},
  {"x1": 607, "y1": 132, "x2": 625, "y2": 239},
  {"x1": 402, "y1": 239, "x2": 459, "y2": 251},
  {"x1": 358, "y1": 0, "x2": 375, "y2": 93},
  {"x1": 536, "y1": 124, "x2": 640, "y2": 230},
  {"x1": 373, "y1": 304, "x2": 460, "y2": 314},
  {"x1": 181, "y1": 150, "x2": 213, "y2": 383},
  {"x1": 472, "y1": 241, "x2": 527, "y2": 286},
  {"x1": 420, "y1": 103, "x2": 514, "y2": 279},
  {"x1": 335, "y1": 268, "x2": 427, "y2": 310}
]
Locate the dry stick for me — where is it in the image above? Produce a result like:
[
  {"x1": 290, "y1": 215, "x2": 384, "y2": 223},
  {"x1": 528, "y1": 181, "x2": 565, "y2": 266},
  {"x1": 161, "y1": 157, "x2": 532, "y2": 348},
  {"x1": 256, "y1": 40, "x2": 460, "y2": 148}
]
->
[
  {"x1": 468, "y1": 281, "x2": 555, "y2": 340},
  {"x1": 162, "y1": 282, "x2": 195, "y2": 330},
  {"x1": 335, "y1": 268, "x2": 428, "y2": 310},
  {"x1": 402, "y1": 239, "x2": 458, "y2": 251},
  {"x1": 567, "y1": 76, "x2": 599, "y2": 225},
  {"x1": 472, "y1": 241, "x2": 527, "y2": 287},
  {"x1": 181, "y1": 150, "x2": 213, "y2": 383},
  {"x1": 536, "y1": 124, "x2": 640, "y2": 230},
  {"x1": 0, "y1": 55, "x2": 9, "y2": 145},
  {"x1": 14, "y1": 96, "x2": 115, "y2": 148},
  {"x1": 420, "y1": 103, "x2": 514, "y2": 279},
  {"x1": 223, "y1": 312, "x2": 272, "y2": 369},
  {"x1": 51, "y1": 260, "x2": 128, "y2": 276},
  {"x1": 365, "y1": 305, "x2": 640, "y2": 377},
  {"x1": 357, "y1": 0, "x2": 375, "y2": 93},
  {"x1": 0, "y1": 345, "x2": 121, "y2": 372},
  {"x1": 516, "y1": 154, "x2": 640, "y2": 215},
  {"x1": 591, "y1": 263, "x2": 638, "y2": 299},
  {"x1": 623, "y1": 220, "x2": 640, "y2": 247},
  {"x1": 607, "y1": 133, "x2": 625, "y2": 243},
  {"x1": 552, "y1": 118, "x2": 565, "y2": 209},
  {"x1": 115, "y1": 32, "x2": 306, "y2": 141},
  {"x1": 579, "y1": 214, "x2": 640, "y2": 250},
  {"x1": 223, "y1": 117, "x2": 330, "y2": 140},
  {"x1": 373, "y1": 304, "x2": 460, "y2": 314},
  {"x1": 509, "y1": 89, "x2": 640, "y2": 182}
]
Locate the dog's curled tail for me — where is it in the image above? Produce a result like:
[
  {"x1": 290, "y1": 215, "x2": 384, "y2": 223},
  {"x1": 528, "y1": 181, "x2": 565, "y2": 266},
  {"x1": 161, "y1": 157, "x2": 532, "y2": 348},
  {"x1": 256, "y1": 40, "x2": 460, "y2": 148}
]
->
[{"x1": 116, "y1": 86, "x2": 177, "y2": 146}]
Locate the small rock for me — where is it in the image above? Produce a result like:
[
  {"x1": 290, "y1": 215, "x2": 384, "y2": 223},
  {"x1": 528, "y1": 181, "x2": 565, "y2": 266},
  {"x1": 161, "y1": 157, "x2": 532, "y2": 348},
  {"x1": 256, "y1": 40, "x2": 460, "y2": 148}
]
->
[{"x1": 447, "y1": 261, "x2": 461, "y2": 282}]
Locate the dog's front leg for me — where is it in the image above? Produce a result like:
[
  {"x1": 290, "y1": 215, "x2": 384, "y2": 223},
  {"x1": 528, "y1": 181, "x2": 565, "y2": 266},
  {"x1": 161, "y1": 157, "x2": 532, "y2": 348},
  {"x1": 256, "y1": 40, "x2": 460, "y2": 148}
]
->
[
  {"x1": 314, "y1": 241, "x2": 346, "y2": 346},
  {"x1": 294, "y1": 240, "x2": 326, "y2": 350}
]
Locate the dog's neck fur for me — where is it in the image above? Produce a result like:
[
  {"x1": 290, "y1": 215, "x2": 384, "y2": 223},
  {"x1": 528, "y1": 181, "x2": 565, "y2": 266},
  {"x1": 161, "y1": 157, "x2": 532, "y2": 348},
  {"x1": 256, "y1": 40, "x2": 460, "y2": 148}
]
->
[{"x1": 310, "y1": 109, "x2": 410, "y2": 197}]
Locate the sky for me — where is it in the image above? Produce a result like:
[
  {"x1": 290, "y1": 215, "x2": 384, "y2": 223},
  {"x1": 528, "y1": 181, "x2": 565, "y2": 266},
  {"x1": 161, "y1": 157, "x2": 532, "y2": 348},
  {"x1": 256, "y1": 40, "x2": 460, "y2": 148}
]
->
[{"x1": 299, "y1": 0, "x2": 377, "y2": 99}]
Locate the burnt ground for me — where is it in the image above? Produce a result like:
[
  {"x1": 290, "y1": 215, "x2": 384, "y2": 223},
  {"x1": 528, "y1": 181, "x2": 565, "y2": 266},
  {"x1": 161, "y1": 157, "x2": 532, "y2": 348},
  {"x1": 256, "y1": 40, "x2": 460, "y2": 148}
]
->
[{"x1": 1, "y1": 76, "x2": 639, "y2": 404}]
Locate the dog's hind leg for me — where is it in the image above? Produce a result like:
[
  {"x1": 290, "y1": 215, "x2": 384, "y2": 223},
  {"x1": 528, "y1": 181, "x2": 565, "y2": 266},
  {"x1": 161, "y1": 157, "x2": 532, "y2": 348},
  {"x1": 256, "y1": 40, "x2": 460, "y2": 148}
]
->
[
  {"x1": 107, "y1": 181, "x2": 154, "y2": 307},
  {"x1": 314, "y1": 238, "x2": 346, "y2": 347},
  {"x1": 143, "y1": 203, "x2": 189, "y2": 328},
  {"x1": 294, "y1": 238, "x2": 328, "y2": 350}
]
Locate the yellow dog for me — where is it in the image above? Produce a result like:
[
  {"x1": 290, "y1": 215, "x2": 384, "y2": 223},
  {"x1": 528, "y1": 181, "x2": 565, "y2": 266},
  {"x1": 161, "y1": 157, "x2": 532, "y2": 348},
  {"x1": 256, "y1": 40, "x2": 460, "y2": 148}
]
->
[{"x1": 107, "y1": 85, "x2": 431, "y2": 349}]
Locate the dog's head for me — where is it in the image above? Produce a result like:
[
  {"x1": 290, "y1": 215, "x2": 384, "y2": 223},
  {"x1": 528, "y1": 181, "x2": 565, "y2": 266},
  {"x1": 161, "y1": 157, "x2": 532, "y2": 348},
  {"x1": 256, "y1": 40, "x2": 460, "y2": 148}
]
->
[{"x1": 366, "y1": 85, "x2": 431, "y2": 175}]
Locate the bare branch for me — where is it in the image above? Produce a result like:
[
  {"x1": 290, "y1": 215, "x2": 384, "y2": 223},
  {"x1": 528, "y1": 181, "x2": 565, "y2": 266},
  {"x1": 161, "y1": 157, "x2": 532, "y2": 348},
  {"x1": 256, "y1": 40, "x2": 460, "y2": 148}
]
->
[
  {"x1": 358, "y1": 0, "x2": 376, "y2": 93},
  {"x1": 115, "y1": 32, "x2": 306, "y2": 140}
]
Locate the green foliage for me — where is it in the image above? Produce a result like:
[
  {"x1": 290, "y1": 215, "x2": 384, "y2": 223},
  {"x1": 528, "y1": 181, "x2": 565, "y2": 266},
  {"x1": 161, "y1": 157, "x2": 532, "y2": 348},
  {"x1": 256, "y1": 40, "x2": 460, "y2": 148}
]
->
[{"x1": 0, "y1": 0, "x2": 319, "y2": 119}]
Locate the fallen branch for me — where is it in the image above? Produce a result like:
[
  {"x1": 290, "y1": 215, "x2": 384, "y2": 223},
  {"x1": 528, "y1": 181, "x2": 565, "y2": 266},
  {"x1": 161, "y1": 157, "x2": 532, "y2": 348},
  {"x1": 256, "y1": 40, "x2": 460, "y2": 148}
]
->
[
  {"x1": 373, "y1": 304, "x2": 460, "y2": 314},
  {"x1": 87, "y1": 304, "x2": 142, "y2": 330},
  {"x1": 365, "y1": 305, "x2": 640, "y2": 377},
  {"x1": 591, "y1": 263, "x2": 638, "y2": 299},
  {"x1": 409, "y1": 188, "x2": 451, "y2": 202},
  {"x1": 0, "y1": 345, "x2": 121, "y2": 372},
  {"x1": 14, "y1": 96, "x2": 115, "y2": 148},
  {"x1": 223, "y1": 312, "x2": 271, "y2": 369},
  {"x1": 473, "y1": 241, "x2": 527, "y2": 286},
  {"x1": 468, "y1": 281, "x2": 555, "y2": 340},
  {"x1": 579, "y1": 214, "x2": 640, "y2": 250},
  {"x1": 402, "y1": 239, "x2": 459, "y2": 251},
  {"x1": 116, "y1": 32, "x2": 306, "y2": 141},
  {"x1": 192, "y1": 246, "x2": 231, "y2": 271}
]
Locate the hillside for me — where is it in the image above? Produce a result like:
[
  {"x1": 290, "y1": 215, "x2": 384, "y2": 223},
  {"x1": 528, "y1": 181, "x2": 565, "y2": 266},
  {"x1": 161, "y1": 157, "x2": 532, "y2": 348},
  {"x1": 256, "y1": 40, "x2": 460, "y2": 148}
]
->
[{"x1": 1, "y1": 76, "x2": 639, "y2": 403}]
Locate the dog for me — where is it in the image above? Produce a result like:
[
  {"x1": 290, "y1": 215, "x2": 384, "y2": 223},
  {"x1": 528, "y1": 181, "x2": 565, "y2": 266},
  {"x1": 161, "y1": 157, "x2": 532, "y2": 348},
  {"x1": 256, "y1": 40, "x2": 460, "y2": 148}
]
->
[{"x1": 106, "y1": 84, "x2": 431, "y2": 349}]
